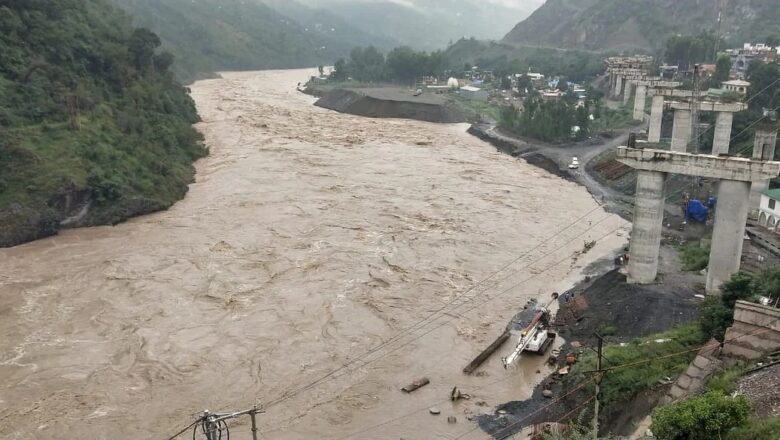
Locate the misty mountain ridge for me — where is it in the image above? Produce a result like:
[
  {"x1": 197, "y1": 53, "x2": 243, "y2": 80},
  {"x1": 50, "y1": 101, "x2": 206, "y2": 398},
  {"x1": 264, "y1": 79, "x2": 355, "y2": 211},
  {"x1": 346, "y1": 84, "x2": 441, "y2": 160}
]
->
[
  {"x1": 503, "y1": 0, "x2": 780, "y2": 53},
  {"x1": 294, "y1": 0, "x2": 544, "y2": 49}
]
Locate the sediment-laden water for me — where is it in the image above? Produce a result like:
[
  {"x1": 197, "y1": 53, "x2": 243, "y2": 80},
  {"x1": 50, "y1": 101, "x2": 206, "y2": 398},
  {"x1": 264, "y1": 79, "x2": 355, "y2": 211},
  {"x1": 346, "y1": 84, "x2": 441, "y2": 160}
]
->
[{"x1": 0, "y1": 69, "x2": 627, "y2": 440}]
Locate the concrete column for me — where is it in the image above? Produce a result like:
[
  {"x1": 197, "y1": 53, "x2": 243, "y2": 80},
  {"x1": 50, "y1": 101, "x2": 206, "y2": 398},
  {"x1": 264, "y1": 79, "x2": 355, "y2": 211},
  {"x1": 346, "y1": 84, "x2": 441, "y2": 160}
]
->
[
  {"x1": 711, "y1": 111, "x2": 734, "y2": 156},
  {"x1": 752, "y1": 129, "x2": 778, "y2": 160},
  {"x1": 750, "y1": 129, "x2": 779, "y2": 212},
  {"x1": 628, "y1": 170, "x2": 667, "y2": 284},
  {"x1": 671, "y1": 109, "x2": 691, "y2": 152},
  {"x1": 609, "y1": 74, "x2": 616, "y2": 96},
  {"x1": 623, "y1": 81, "x2": 634, "y2": 105},
  {"x1": 707, "y1": 180, "x2": 751, "y2": 294},
  {"x1": 615, "y1": 75, "x2": 624, "y2": 99},
  {"x1": 633, "y1": 85, "x2": 647, "y2": 121},
  {"x1": 648, "y1": 95, "x2": 664, "y2": 143}
]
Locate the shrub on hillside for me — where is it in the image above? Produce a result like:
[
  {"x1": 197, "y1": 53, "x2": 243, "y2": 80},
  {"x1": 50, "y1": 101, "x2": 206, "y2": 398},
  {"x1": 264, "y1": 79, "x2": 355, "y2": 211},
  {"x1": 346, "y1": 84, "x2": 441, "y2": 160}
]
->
[{"x1": 651, "y1": 392, "x2": 751, "y2": 440}]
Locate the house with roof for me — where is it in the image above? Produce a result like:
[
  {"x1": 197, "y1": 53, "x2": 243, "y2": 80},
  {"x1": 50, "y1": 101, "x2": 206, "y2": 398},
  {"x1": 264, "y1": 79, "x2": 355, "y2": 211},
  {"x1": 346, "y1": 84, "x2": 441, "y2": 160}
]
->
[{"x1": 757, "y1": 189, "x2": 780, "y2": 231}]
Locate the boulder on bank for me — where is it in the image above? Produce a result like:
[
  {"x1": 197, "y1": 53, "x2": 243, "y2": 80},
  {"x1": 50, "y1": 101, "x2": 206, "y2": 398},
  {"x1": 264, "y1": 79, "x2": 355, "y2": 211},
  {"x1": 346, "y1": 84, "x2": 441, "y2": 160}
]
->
[{"x1": 314, "y1": 88, "x2": 467, "y2": 124}]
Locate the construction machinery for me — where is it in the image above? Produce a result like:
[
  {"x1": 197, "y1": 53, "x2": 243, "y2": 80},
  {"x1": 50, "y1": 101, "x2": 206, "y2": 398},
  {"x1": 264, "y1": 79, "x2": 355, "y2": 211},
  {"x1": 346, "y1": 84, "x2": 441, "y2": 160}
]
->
[{"x1": 502, "y1": 307, "x2": 555, "y2": 368}]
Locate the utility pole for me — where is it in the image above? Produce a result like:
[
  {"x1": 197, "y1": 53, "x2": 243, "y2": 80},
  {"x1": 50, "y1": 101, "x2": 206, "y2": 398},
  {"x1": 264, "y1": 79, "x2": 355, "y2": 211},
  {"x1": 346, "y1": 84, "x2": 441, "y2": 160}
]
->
[
  {"x1": 250, "y1": 405, "x2": 260, "y2": 440},
  {"x1": 713, "y1": 0, "x2": 723, "y2": 63},
  {"x1": 691, "y1": 64, "x2": 701, "y2": 154},
  {"x1": 592, "y1": 333, "x2": 605, "y2": 440}
]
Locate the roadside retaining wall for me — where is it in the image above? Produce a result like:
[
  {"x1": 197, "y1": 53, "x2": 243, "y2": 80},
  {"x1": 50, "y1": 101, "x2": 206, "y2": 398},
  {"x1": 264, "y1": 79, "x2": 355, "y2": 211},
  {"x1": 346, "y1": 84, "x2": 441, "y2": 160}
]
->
[
  {"x1": 664, "y1": 340, "x2": 722, "y2": 403},
  {"x1": 722, "y1": 300, "x2": 780, "y2": 361}
]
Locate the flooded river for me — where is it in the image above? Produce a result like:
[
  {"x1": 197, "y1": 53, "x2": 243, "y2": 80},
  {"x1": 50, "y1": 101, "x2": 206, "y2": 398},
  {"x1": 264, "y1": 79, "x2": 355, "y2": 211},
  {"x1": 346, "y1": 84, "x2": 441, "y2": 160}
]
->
[{"x1": 0, "y1": 69, "x2": 627, "y2": 439}]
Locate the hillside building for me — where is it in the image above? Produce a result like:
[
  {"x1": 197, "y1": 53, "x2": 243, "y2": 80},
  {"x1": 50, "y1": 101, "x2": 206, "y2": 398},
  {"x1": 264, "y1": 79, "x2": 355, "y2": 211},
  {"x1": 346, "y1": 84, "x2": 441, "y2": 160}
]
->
[
  {"x1": 727, "y1": 43, "x2": 779, "y2": 78},
  {"x1": 757, "y1": 189, "x2": 780, "y2": 233},
  {"x1": 459, "y1": 86, "x2": 488, "y2": 101}
]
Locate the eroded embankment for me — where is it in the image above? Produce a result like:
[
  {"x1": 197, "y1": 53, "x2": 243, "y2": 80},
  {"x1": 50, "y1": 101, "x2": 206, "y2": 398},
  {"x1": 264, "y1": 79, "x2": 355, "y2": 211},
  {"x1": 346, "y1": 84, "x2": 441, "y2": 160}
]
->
[
  {"x1": 0, "y1": 69, "x2": 628, "y2": 440},
  {"x1": 314, "y1": 88, "x2": 468, "y2": 123}
]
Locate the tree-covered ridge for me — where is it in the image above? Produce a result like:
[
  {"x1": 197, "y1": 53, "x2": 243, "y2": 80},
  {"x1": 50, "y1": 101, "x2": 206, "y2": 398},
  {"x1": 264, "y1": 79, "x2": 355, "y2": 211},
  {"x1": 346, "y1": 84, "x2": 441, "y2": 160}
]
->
[
  {"x1": 0, "y1": 0, "x2": 206, "y2": 247},
  {"x1": 503, "y1": 0, "x2": 780, "y2": 53},
  {"x1": 111, "y1": 0, "x2": 395, "y2": 84}
]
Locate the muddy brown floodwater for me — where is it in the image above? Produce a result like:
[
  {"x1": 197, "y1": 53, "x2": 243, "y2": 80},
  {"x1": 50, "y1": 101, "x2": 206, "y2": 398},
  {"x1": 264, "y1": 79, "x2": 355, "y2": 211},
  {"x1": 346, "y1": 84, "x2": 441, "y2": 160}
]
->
[{"x1": 0, "y1": 69, "x2": 628, "y2": 440}]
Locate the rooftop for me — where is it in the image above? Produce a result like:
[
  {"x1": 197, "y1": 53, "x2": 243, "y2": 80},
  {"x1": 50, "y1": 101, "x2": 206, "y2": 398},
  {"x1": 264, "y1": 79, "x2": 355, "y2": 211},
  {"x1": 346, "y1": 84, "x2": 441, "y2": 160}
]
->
[
  {"x1": 724, "y1": 79, "x2": 751, "y2": 86},
  {"x1": 762, "y1": 189, "x2": 780, "y2": 200}
]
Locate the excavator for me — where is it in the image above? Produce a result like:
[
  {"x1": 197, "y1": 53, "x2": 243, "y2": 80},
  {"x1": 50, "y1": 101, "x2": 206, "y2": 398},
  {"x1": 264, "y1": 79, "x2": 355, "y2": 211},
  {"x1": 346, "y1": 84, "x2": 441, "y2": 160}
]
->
[{"x1": 502, "y1": 306, "x2": 556, "y2": 368}]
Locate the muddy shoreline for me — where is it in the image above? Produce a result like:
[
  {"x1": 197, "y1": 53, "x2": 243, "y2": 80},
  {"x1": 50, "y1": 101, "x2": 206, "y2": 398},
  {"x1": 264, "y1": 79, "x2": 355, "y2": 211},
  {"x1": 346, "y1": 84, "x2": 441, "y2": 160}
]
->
[
  {"x1": 0, "y1": 69, "x2": 629, "y2": 440},
  {"x1": 307, "y1": 86, "x2": 468, "y2": 123}
]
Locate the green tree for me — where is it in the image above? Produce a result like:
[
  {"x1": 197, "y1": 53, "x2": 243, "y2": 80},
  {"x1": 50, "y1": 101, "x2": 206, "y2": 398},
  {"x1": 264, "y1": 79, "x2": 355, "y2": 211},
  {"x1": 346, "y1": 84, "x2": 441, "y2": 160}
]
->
[
  {"x1": 665, "y1": 32, "x2": 721, "y2": 70},
  {"x1": 713, "y1": 54, "x2": 731, "y2": 85},
  {"x1": 766, "y1": 35, "x2": 780, "y2": 49},
  {"x1": 332, "y1": 58, "x2": 348, "y2": 80},
  {"x1": 652, "y1": 392, "x2": 751, "y2": 440},
  {"x1": 348, "y1": 46, "x2": 385, "y2": 82},
  {"x1": 747, "y1": 61, "x2": 780, "y2": 110},
  {"x1": 128, "y1": 28, "x2": 162, "y2": 71},
  {"x1": 500, "y1": 75, "x2": 512, "y2": 90},
  {"x1": 558, "y1": 76, "x2": 569, "y2": 92}
]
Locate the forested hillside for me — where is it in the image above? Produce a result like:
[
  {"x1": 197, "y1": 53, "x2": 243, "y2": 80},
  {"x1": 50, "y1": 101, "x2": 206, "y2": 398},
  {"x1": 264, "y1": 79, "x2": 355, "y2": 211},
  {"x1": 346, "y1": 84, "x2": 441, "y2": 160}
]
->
[
  {"x1": 503, "y1": 0, "x2": 780, "y2": 52},
  {"x1": 0, "y1": 0, "x2": 206, "y2": 246},
  {"x1": 112, "y1": 0, "x2": 394, "y2": 83}
]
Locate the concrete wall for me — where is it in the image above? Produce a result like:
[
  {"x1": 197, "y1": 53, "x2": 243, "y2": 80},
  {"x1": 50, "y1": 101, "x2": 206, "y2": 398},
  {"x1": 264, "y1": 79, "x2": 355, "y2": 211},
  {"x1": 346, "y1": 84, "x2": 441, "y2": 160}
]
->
[
  {"x1": 722, "y1": 300, "x2": 780, "y2": 361},
  {"x1": 664, "y1": 341, "x2": 721, "y2": 403}
]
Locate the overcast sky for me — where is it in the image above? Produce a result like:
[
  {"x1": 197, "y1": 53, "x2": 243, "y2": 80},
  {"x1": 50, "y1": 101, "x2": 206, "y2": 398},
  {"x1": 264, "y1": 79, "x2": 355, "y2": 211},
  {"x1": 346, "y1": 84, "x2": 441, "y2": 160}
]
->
[{"x1": 301, "y1": 0, "x2": 545, "y2": 10}]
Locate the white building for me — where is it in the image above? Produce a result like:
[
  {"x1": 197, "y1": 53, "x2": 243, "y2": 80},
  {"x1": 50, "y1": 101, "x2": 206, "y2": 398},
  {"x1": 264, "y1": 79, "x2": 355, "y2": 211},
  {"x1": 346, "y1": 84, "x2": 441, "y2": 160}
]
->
[
  {"x1": 757, "y1": 189, "x2": 780, "y2": 232},
  {"x1": 460, "y1": 86, "x2": 488, "y2": 101},
  {"x1": 723, "y1": 79, "x2": 750, "y2": 95}
]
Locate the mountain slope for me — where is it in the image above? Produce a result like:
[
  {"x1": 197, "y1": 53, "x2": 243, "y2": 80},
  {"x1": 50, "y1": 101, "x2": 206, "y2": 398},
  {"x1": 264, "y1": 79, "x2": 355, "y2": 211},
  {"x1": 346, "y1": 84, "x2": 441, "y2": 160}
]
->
[
  {"x1": 112, "y1": 0, "x2": 390, "y2": 83},
  {"x1": 304, "y1": 0, "x2": 540, "y2": 50},
  {"x1": 0, "y1": 0, "x2": 206, "y2": 246},
  {"x1": 262, "y1": 0, "x2": 399, "y2": 50},
  {"x1": 503, "y1": 0, "x2": 780, "y2": 53}
]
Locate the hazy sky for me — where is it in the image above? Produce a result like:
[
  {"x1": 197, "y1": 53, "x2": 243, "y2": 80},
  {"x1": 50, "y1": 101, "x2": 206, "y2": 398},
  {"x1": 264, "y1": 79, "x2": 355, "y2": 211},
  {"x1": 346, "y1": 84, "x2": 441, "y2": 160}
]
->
[{"x1": 301, "y1": 0, "x2": 545, "y2": 10}]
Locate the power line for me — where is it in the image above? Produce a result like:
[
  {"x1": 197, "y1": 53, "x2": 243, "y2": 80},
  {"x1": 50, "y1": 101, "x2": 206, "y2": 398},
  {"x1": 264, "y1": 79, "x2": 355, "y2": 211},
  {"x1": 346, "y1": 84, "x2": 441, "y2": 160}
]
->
[
  {"x1": 259, "y1": 207, "x2": 615, "y2": 409},
  {"x1": 166, "y1": 93, "x2": 780, "y2": 440},
  {"x1": 260, "y1": 217, "x2": 627, "y2": 432},
  {"x1": 478, "y1": 319, "x2": 780, "y2": 440},
  {"x1": 162, "y1": 207, "x2": 624, "y2": 440}
]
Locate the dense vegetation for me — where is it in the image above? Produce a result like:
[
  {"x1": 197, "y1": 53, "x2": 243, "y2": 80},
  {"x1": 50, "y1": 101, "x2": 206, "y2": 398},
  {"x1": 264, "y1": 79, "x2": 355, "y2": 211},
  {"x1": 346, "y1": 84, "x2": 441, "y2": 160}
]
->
[
  {"x1": 445, "y1": 38, "x2": 606, "y2": 84},
  {"x1": 651, "y1": 392, "x2": 752, "y2": 440},
  {"x1": 499, "y1": 96, "x2": 591, "y2": 143},
  {"x1": 111, "y1": 0, "x2": 394, "y2": 83},
  {"x1": 503, "y1": 0, "x2": 780, "y2": 53},
  {"x1": 700, "y1": 267, "x2": 780, "y2": 341},
  {"x1": 0, "y1": 0, "x2": 206, "y2": 246},
  {"x1": 665, "y1": 31, "x2": 722, "y2": 71},
  {"x1": 565, "y1": 325, "x2": 705, "y2": 409},
  {"x1": 331, "y1": 46, "x2": 447, "y2": 84},
  {"x1": 679, "y1": 243, "x2": 710, "y2": 272}
]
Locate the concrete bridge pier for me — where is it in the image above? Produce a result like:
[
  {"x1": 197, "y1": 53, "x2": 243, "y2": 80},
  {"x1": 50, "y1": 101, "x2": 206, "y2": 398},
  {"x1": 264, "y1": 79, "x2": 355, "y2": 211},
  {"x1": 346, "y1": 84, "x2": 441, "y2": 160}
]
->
[
  {"x1": 609, "y1": 74, "x2": 617, "y2": 97},
  {"x1": 648, "y1": 95, "x2": 665, "y2": 143},
  {"x1": 712, "y1": 111, "x2": 735, "y2": 155},
  {"x1": 633, "y1": 85, "x2": 647, "y2": 121},
  {"x1": 617, "y1": 147, "x2": 780, "y2": 294},
  {"x1": 627, "y1": 170, "x2": 667, "y2": 283},
  {"x1": 671, "y1": 108, "x2": 691, "y2": 151},
  {"x1": 750, "y1": 129, "x2": 779, "y2": 212},
  {"x1": 615, "y1": 75, "x2": 624, "y2": 99},
  {"x1": 706, "y1": 179, "x2": 752, "y2": 294},
  {"x1": 624, "y1": 81, "x2": 634, "y2": 105}
]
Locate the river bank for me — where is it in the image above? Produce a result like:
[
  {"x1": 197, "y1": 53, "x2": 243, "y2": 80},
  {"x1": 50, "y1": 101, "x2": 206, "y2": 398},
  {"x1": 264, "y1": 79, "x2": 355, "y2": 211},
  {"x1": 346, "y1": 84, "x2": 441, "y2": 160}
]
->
[
  {"x1": 310, "y1": 86, "x2": 469, "y2": 123},
  {"x1": 0, "y1": 69, "x2": 629, "y2": 440}
]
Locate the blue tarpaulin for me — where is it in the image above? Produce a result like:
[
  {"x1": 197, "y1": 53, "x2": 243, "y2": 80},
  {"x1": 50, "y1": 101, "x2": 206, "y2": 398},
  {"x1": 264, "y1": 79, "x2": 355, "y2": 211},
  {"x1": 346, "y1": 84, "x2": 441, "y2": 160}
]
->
[{"x1": 686, "y1": 199, "x2": 709, "y2": 222}]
